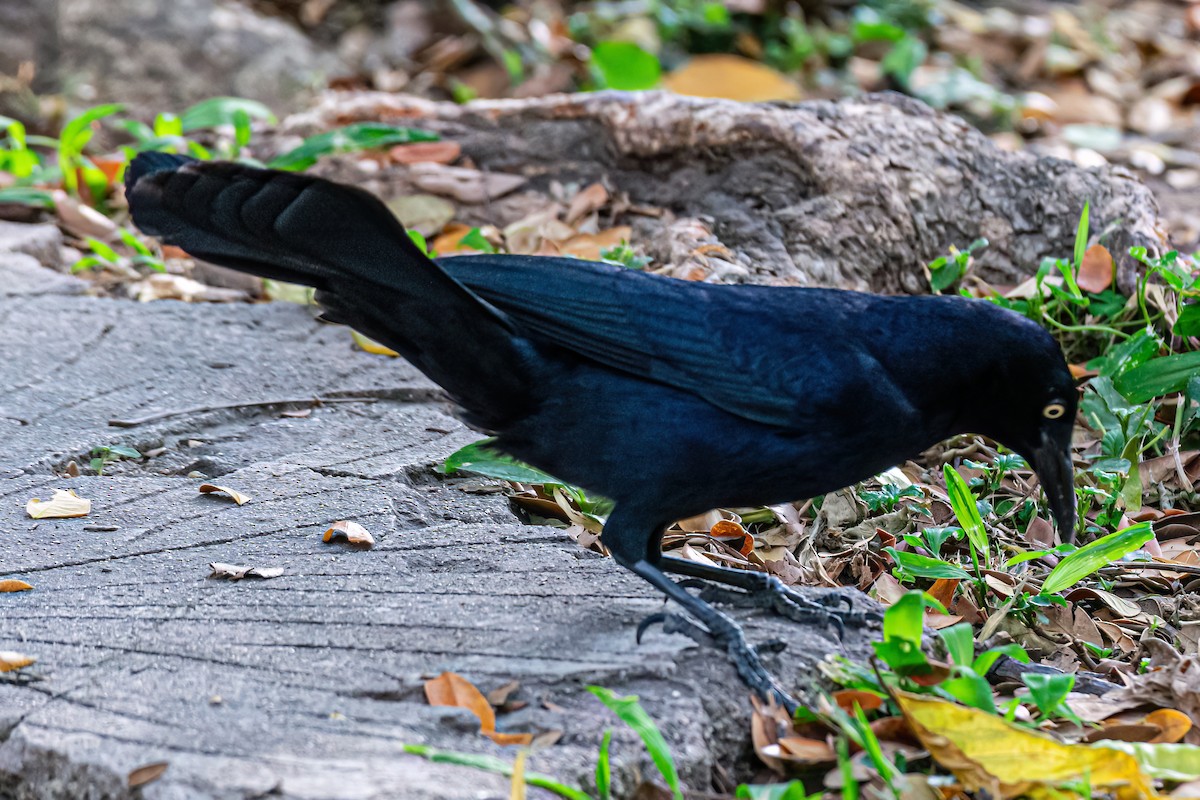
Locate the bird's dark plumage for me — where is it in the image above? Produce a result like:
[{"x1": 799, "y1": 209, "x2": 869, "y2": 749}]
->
[{"x1": 126, "y1": 154, "x2": 1078, "y2": 708}]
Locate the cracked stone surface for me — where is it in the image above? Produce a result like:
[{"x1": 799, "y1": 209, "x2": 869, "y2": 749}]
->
[{"x1": 0, "y1": 255, "x2": 875, "y2": 799}]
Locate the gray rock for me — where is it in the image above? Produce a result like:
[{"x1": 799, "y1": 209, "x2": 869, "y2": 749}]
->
[
  {"x1": 0, "y1": 253, "x2": 85, "y2": 297},
  {"x1": 0, "y1": 221, "x2": 63, "y2": 270}
]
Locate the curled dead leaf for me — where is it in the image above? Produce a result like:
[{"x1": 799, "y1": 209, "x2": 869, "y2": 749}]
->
[
  {"x1": 26, "y1": 489, "x2": 91, "y2": 519},
  {"x1": 208, "y1": 563, "x2": 284, "y2": 581},
  {"x1": 323, "y1": 520, "x2": 375, "y2": 548},
  {"x1": 424, "y1": 671, "x2": 533, "y2": 746},
  {"x1": 127, "y1": 762, "x2": 168, "y2": 789},
  {"x1": 0, "y1": 651, "x2": 36, "y2": 672},
  {"x1": 198, "y1": 484, "x2": 250, "y2": 506},
  {"x1": 0, "y1": 579, "x2": 33, "y2": 592}
]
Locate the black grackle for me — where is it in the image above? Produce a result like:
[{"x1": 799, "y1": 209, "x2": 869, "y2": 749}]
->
[{"x1": 125, "y1": 153, "x2": 1078, "y2": 709}]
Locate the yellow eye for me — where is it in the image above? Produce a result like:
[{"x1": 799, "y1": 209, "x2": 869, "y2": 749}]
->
[{"x1": 1043, "y1": 403, "x2": 1066, "y2": 419}]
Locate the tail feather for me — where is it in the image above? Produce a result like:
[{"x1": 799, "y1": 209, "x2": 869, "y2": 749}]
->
[{"x1": 125, "y1": 154, "x2": 533, "y2": 426}]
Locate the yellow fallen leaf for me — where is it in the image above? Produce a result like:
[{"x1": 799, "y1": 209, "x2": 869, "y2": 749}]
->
[
  {"x1": 323, "y1": 520, "x2": 375, "y2": 549},
  {"x1": 895, "y1": 691, "x2": 1159, "y2": 799},
  {"x1": 0, "y1": 651, "x2": 36, "y2": 672},
  {"x1": 662, "y1": 54, "x2": 802, "y2": 102},
  {"x1": 350, "y1": 329, "x2": 400, "y2": 357},
  {"x1": 26, "y1": 489, "x2": 91, "y2": 519},
  {"x1": 0, "y1": 579, "x2": 33, "y2": 592},
  {"x1": 198, "y1": 483, "x2": 250, "y2": 505},
  {"x1": 424, "y1": 671, "x2": 533, "y2": 746}
]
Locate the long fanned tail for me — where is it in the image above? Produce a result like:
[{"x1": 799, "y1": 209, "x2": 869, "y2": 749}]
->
[{"x1": 125, "y1": 153, "x2": 533, "y2": 426}]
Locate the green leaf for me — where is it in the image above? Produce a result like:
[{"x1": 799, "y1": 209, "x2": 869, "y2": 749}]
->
[
  {"x1": 459, "y1": 227, "x2": 497, "y2": 254},
  {"x1": 85, "y1": 237, "x2": 119, "y2": 263},
  {"x1": 940, "y1": 671, "x2": 997, "y2": 713},
  {"x1": 1041, "y1": 522, "x2": 1153, "y2": 595},
  {"x1": 181, "y1": 97, "x2": 276, "y2": 132},
  {"x1": 881, "y1": 34, "x2": 927, "y2": 86},
  {"x1": 736, "y1": 781, "x2": 816, "y2": 800},
  {"x1": 1022, "y1": 672, "x2": 1074, "y2": 716},
  {"x1": 942, "y1": 464, "x2": 989, "y2": 561},
  {"x1": 118, "y1": 228, "x2": 154, "y2": 257},
  {"x1": 1089, "y1": 327, "x2": 1162, "y2": 379},
  {"x1": 60, "y1": 104, "x2": 124, "y2": 152},
  {"x1": 886, "y1": 548, "x2": 971, "y2": 580},
  {"x1": 596, "y1": 729, "x2": 612, "y2": 800},
  {"x1": 0, "y1": 187, "x2": 53, "y2": 208},
  {"x1": 972, "y1": 643, "x2": 1028, "y2": 676},
  {"x1": 268, "y1": 123, "x2": 439, "y2": 171},
  {"x1": 1070, "y1": 200, "x2": 1090, "y2": 291},
  {"x1": 441, "y1": 439, "x2": 559, "y2": 484},
  {"x1": 153, "y1": 112, "x2": 183, "y2": 137},
  {"x1": 938, "y1": 623, "x2": 974, "y2": 667},
  {"x1": 588, "y1": 686, "x2": 682, "y2": 800},
  {"x1": 591, "y1": 41, "x2": 662, "y2": 91},
  {"x1": 1114, "y1": 351, "x2": 1200, "y2": 404},
  {"x1": 107, "y1": 445, "x2": 142, "y2": 459},
  {"x1": 881, "y1": 590, "x2": 925, "y2": 647},
  {"x1": 399, "y1": 744, "x2": 590, "y2": 800},
  {"x1": 1174, "y1": 303, "x2": 1200, "y2": 338}
]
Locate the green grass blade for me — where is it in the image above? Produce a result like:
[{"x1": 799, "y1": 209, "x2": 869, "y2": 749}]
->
[
  {"x1": 400, "y1": 745, "x2": 590, "y2": 800},
  {"x1": 1040, "y1": 522, "x2": 1153, "y2": 595},
  {"x1": 596, "y1": 729, "x2": 612, "y2": 800},
  {"x1": 588, "y1": 686, "x2": 682, "y2": 800}
]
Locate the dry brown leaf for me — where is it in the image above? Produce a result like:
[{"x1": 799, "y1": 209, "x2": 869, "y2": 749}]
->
[
  {"x1": 558, "y1": 226, "x2": 633, "y2": 261},
  {"x1": 663, "y1": 54, "x2": 802, "y2": 102},
  {"x1": 424, "y1": 672, "x2": 533, "y2": 746},
  {"x1": 208, "y1": 563, "x2": 284, "y2": 581},
  {"x1": 198, "y1": 483, "x2": 250, "y2": 506},
  {"x1": 1078, "y1": 244, "x2": 1114, "y2": 293},
  {"x1": 387, "y1": 193, "x2": 456, "y2": 236},
  {"x1": 389, "y1": 140, "x2": 462, "y2": 165},
  {"x1": 775, "y1": 736, "x2": 837, "y2": 763},
  {"x1": 565, "y1": 183, "x2": 609, "y2": 225},
  {"x1": 927, "y1": 578, "x2": 960, "y2": 609},
  {"x1": 487, "y1": 679, "x2": 520, "y2": 707},
  {"x1": 408, "y1": 163, "x2": 527, "y2": 204},
  {"x1": 0, "y1": 651, "x2": 36, "y2": 672},
  {"x1": 323, "y1": 520, "x2": 375, "y2": 548},
  {"x1": 833, "y1": 689, "x2": 884, "y2": 713},
  {"x1": 26, "y1": 489, "x2": 91, "y2": 519},
  {"x1": 0, "y1": 579, "x2": 33, "y2": 592},
  {"x1": 127, "y1": 762, "x2": 168, "y2": 789}
]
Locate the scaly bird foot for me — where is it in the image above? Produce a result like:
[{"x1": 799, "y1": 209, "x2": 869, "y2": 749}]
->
[
  {"x1": 676, "y1": 576, "x2": 881, "y2": 639},
  {"x1": 636, "y1": 611, "x2": 797, "y2": 712}
]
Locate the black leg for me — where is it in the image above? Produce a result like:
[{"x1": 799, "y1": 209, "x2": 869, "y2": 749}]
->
[
  {"x1": 625, "y1": 558, "x2": 800, "y2": 712},
  {"x1": 659, "y1": 556, "x2": 881, "y2": 635}
]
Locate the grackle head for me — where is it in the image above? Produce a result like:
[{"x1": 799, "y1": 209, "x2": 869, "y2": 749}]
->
[{"x1": 963, "y1": 311, "x2": 1079, "y2": 542}]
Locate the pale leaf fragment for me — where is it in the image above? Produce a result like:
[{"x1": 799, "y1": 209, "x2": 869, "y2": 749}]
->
[
  {"x1": 208, "y1": 563, "x2": 284, "y2": 581},
  {"x1": 198, "y1": 484, "x2": 251, "y2": 506},
  {"x1": 26, "y1": 489, "x2": 91, "y2": 519},
  {"x1": 0, "y1": 579, "x2": 33, "y2": 592},
  {"x1": 0, "y1": 651, "x2": 36, "y2": 672},
  {"x1": 663, "y1": 54, "x2": 802, "y2": 102},
  {"x1": 350, "y1": 329, "x2": 399, "y2": 357},
  {"x1": 323, "y1": 520, "x2": 375, "y2": 548}
]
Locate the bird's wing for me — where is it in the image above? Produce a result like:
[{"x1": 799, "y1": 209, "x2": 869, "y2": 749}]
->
[{"x1": 439, "y1": 254, "x2": 888, "y2": 428}]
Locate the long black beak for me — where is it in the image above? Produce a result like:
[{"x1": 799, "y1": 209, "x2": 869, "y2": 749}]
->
[{"x1": 1032, "y1": 431, "x2": 1077, "y2": 543}]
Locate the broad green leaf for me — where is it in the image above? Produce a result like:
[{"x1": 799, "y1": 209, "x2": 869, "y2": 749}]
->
[
  {"x1": 1088, "y1": 327, "x2": 1162, "y2": 379},
  {"x1": 1175, "y1": 303, "x2": 1200, "y2": 338},
  {"x1": 1021, "y1": 672, "x2": 1074, "y2": 716},
  {"x1": 886, "y1": 548, "x2": 971, "y2": 580},
  {"x1": 940, "y1": 672, "x2": 997, "y2": 713},
  {"x1": 1114, "y1": 351, "x2": 1200, "y2": 403},
  {"x1": 1040, "y1": 522, "x2": 1153, "y2": 595},
  {"x1": 107, "y1": 445, "x2": 142, "y2": 459},
  {"x1": 972, "y1": 644, "x2": 1029, "y2": 677},
  {"x1": 591, "y1": 41, "x2": 662, "y2": 91},
  {"x1": 882, "y1": 590, "x2": 925, "y2": 647},
  {"x1": 442, "y1": 439, "x2": 558, "y2": 484},
  {"x1": 942, "y1": 465, "x2": 989, "y2": 560},
  {"x1": 181, "y1": 97, "x2": 276, "y2": 131},
  {"x1": 938, "y1": 623, "x2": 974, "y2": 667},
  {"x1": 268, "y1": 123, "x2": 439, "y2": 171},
  {"x1": 588, "y1": 686, "x2": 682, "y2": 800},
  {"x1": 60, "y1": 104, "x2": 124, "y2": 152}
]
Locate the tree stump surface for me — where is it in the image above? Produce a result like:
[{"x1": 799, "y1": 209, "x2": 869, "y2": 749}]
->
[{"x1": 0, "y1": 251, "x2": 870, "y2": 800}]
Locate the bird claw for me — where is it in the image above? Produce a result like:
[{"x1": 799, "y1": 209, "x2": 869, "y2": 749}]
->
[
  {"x1": 686, "y1": 578, "x2": 879, "y2": 639},
  {"x1": 635, "y1": 611, "x2": 798, "y2": 711}
]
